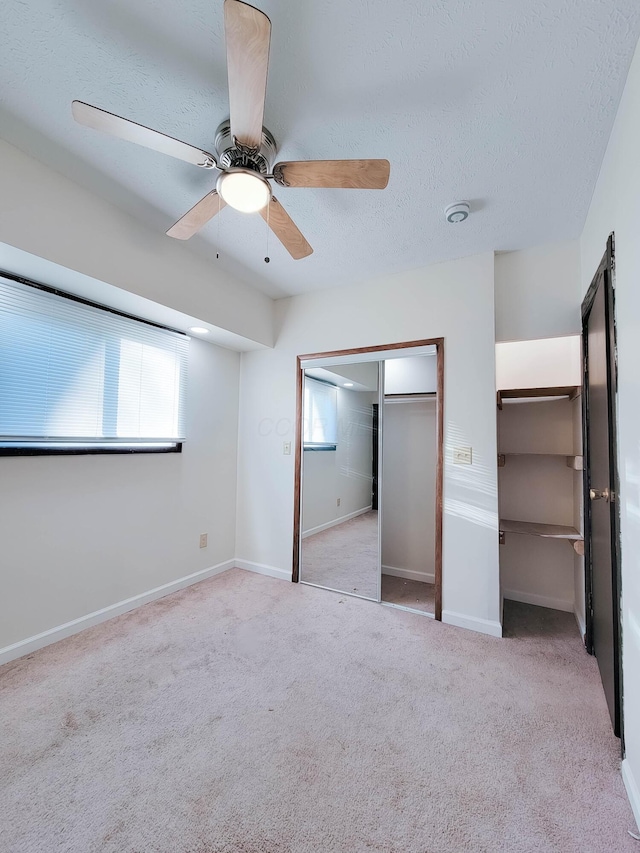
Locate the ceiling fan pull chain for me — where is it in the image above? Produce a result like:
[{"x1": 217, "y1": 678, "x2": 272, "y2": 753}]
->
[
  {"x1": 216, "y1": 192, "x2": 221, "y2": 259},
  {"x1": 265, "y1": 200, "x2": 270, "y2": 263}
]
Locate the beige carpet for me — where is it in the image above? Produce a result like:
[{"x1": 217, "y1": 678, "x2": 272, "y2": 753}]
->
[
  {"x1": 1, "y1": 569, "x2": 637, "y2": 852},
  {"x1": 301, "y1": 510, "x2": 378, "y2": 598},
  {"x1": 381, "y1": 575, "x2": 435, "y2": 614}
]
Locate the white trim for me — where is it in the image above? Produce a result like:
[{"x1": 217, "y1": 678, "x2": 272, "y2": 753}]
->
[
  {"x1": 300, "y1": 345, "x2": 437, "y2": 369},
  {"x1": 382, "y1": 565, "x2": 435, "y2": 584},
  {"x1": 381, "y1": 601, "x2": 435, "y2": 619},
  {"x1": 0, "y1": 559, "x2": 235, "y2": 667},
  {"x1": 502, "y1": 589, "x2": 574, "y2": 613},
  {"x1": 301, "y1": 506, "x2": 372, "y2": 539},
  {"x1": 234, "y1": 559, "x2": 291, "y2": 581},
  {"x1": 622, "y1": 759, "x2": 640, "y2": 832},
  {"x1": 574, "y1": 606, "x2": 586, "y2": 641},
  {"x1": 442, "y1": 610, "x2": 503, "y2": 638}
]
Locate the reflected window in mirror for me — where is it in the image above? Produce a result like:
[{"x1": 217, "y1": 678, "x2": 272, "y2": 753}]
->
[{"x1": 303, "y1": 378, "x2": 337, "y2": 450}]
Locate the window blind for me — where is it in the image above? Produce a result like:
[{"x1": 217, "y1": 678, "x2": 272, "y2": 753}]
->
[
  {"x1": 303, "y1": 377, "x2": 337, "y2": 448},
  {"x1": 0, "y1": 276, "x2": 188, "y2": 450}
]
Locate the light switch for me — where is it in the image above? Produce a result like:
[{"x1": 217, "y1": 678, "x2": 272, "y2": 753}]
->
[
  {"x1": 283, "y1": 441, "x2": 291, "y2": 455},
  {"x1": 453, "y1": 447, "x2": 472, "y2": 464}
]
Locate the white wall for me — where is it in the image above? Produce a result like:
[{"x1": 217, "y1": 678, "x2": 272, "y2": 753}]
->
[
  {"x1": 495, "y1": 241, "x2": 582, "y2": 342},
  {"x1": 384, "y1": 355, "x2": 437, "y2": 395},
  {"x1": 382, "y1": 398, "x2": 437, "y2": 582},
  {"x1": 496, "y1": 336, "x2": 581, "y2": 390},
  {"x1": 319, "y1": 363, "x2": 379, "y2": 389},
  {"x1": 302, "y1": 387, "x2": 374, "y2": 535},
  {"x1": 0, "y1": 337, "x2": 240, "y2": 652},
  {"x1": 579, "y1": 37, "x2": 640, "y2": 828},
  {"x1": 0, "y1": 139, "x2": 273, "y2": 348},
  {"x1": 236, "y1": 252, "x2": 501, "y2": 635}
]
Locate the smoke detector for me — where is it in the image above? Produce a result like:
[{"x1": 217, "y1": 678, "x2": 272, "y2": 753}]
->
[{"x1": 445, "y1": 202, "x2": 470, "y2": 223}]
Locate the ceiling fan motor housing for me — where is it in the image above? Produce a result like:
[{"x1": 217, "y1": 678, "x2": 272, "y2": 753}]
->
[{"x1": 215, "y1": 119, "x2": 277, "y2": 174}]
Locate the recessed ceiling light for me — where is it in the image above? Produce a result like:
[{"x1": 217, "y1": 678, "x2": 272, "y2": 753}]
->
[
  {"x1": 189, "y1": 326, "x2": 209, "y2": 335},
  {"x1": 343, "y1": 382, "x2": 354, "y2": 387}
]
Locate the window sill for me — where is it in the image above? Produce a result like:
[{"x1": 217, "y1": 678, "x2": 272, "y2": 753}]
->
[{"x1": 0, "y1": 443, "x2": 182, "y2": 457}]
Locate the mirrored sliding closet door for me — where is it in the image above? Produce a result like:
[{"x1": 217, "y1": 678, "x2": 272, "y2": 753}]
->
[{"x1": 299, "y1": 361, "x2": 381, "y2": 600}]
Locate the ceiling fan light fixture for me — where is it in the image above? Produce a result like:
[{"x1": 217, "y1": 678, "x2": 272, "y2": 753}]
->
[{"x1": 216, "y1": 169, "x2": 271, "y2": 213}]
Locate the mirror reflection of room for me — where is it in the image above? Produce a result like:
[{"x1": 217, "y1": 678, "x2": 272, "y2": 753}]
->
[
  {"x1": 300, "y1": 362, "x2": 379, "y2": 600},
  {"x1": 381, "y1": 355, "x2": 437, "y2": 615}
]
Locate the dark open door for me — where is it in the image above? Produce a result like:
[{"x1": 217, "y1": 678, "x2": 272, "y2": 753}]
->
[{"x1": 582, "y1": 234, "x2": 622, "y2": 739}]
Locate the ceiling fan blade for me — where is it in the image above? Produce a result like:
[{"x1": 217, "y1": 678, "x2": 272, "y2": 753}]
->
[
  {"x1": 273, "y1": 159, "x2": 390, "y2": 189},
  {"x1": 259, "y1": 197, "x2": 313, "y2": 260},
  {"x1": 71, "y1": 101, "x2": 217, "y2": 169},
  {"x1": 166, "y1": 192, "x2": 226, "y2": 240},
  {"x1": 224, "y1": 0, "x2": 271, "y2": 149}
]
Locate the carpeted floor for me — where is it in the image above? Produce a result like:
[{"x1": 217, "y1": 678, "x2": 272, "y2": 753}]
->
[
  {"x1": 1, "y1": 569, "x2": 637, "y2": 852},
  {"x1": 381, "y1": 575, "x2": 435, "y2": 614},
  {"x1": 301, "y1": 510, "x2": 378, "y2": 599}
]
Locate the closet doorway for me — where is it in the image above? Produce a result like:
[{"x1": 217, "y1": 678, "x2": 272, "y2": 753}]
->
[
  {"x1": 292, "y1": 340, "x2": 444, "y2": 620},
  {"x1": 382, "y1": 387, "x2": 438, "y2": 615}
]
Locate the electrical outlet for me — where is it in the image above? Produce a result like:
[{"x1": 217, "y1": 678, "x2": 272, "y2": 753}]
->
[
  {"x1": 199, "y1": 533, "x2": 208, "y2": 549},
  {"x1": 283, "y1": 441, "x2": 291, "y2": 455},
  {"x1": 453, "y1": 447, "x2": 473, "y2": 465},
  {"x1": 337, "y1": 498, "x2": 341, "y2": 507}
]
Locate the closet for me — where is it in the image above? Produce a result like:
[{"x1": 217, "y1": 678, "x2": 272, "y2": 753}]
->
[
  {"x1": 496, "y1": 337, "x2": 585, "y2": 636},
  {"x1": 380, "y1": 355, "x2": 438, "y2": 614},
  {"x1": 295, "y1": 345, "x2": 442, "y2": 618}
]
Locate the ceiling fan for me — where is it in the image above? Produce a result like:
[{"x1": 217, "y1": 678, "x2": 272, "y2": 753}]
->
[{"x1": 72, "y1": 0, "x2": 390, "y2": 260}]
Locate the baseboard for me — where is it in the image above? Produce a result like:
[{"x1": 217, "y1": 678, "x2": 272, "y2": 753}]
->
[
  {"x1": 301, "y1": 506, "x2": 372, "y2": 539},
  {"x1": 622, "y1": 759, "x2": 640, "y2": 831},
  {"x1": 382, "y1": 565, "x2": 435, "y2": 584},
  {"x1": 442, "y1": 610, "x2": 503, "y2": 638},
  {"x1": 0, "y1": 559, "x2": 236, "y2": 667},
  {"x1": 502, "y1": 589, "x2": 574, "y2": 613},
  {"x1": 234, "y1": 560, "x2": 291, "y2": 582}
]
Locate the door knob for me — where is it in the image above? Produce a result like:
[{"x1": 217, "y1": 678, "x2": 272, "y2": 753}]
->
[{"x1": 590, "y1": 487, "x2": 610, "y2": 502}]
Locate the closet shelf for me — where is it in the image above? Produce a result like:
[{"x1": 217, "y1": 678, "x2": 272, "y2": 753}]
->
[
  {"x1": 497, "y1": 386, "x2": 581, "y2": 410},
  {"x1": 499, "y1": 518, "x2": 584, "y2": 555},
  {"x1": 498, "y1": 453, "x2": 583, "y2": 470}
]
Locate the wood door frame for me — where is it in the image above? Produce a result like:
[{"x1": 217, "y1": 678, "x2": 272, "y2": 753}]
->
[
  {"x1": 292, "y1": 338, "x2": 445, "y2": 621},
  {"x1": 581, "y1": 233, "x2": 623, "y2": 740}
]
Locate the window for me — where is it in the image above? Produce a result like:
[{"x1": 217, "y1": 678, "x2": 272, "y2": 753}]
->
[
  {"x1": 0, "y1": 275, "x2": 188, "y2": 454},
  {"x1": 303, "y1": 377, "x2": 337, "y2": 450}
]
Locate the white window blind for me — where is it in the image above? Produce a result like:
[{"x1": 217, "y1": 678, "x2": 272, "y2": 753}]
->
[
  {"x1": 0, "y1": 276, "x2": 188, "y2": 450},
  {"x1": 303, "y1": 377, "x2": 337, "y2": 449}
]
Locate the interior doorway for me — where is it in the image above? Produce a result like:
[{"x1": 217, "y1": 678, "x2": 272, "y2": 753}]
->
[
  {"x1": 582, "y1": 234, "x2": 623, "y2": 739},
  {"x1": 292, "y1": 339, "x2": 444, "y2": 620}
]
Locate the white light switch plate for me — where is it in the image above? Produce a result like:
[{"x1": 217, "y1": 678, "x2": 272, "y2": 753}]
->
[
  {"x1": 283, "y1": 442, "x2": 291, "y2": 455},
  {"x1": 453, "y1": 447, "x2": 472, "y2": 464}
]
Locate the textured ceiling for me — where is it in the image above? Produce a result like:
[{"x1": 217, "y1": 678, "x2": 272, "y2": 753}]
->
[{"x1": 1, "y1": 1, "x2": 639, "y2": 299}]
